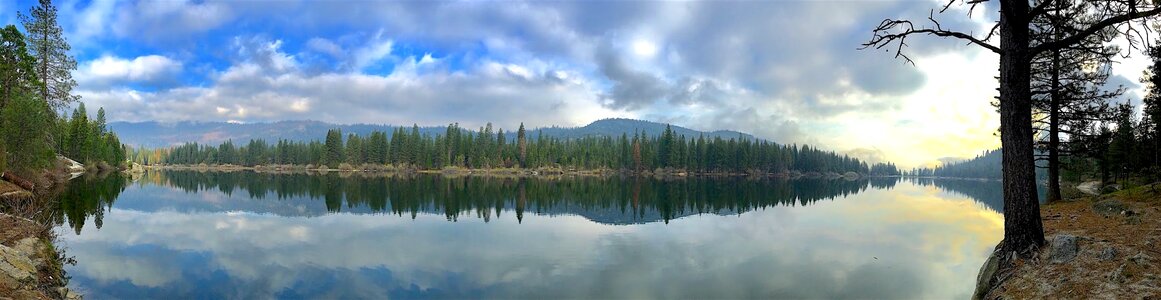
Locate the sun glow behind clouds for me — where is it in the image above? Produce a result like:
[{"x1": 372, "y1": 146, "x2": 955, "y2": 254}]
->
[
  {"x1": 632, "y1": 39, "x2": 659, "y2": 57},
  {"x1": 821, "y1": 50, "x2": 1002, "y2": 168}
]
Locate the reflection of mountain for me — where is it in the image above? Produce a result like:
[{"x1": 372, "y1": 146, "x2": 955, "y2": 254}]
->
[
  {"x1": 902, "y1": 177, "x2": 1045, "y2": 212},
  {"x1": 904, "y1": 177, "x2": 1003, "y2": 212},
  {"x1": 58, "y1": 171, "x2": 889, "y2": 230},
  {"x1": 55, "y1": 172, "x2": 1010, "y2": 233}
]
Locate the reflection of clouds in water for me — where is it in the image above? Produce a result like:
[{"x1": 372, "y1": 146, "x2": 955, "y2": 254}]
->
[{"x1": 61, "y1": 181, "x2": 1000, "y2": 299}]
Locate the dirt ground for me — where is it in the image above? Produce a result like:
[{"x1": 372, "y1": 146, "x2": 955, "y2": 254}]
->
[
  {"x1": 0, "y1": 215, "x2": 43, "y2": 247},
  {"x1": 987, "y1": 183, "x2": 1161, "y2": 299},
  {"x1": 0, "y1": 180, "x2": 27, "y2": 197}
]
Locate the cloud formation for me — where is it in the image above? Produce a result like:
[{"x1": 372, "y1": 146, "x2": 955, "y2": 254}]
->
[{"x1": 2, "y1": 0, "x2": 1099, "y2": 167}]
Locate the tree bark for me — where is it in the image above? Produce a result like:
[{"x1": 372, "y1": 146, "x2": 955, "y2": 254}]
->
[
  {"x1": 1046, "y1": 45, "x2": 1062, "y2": 203},
  {"x1": 999, "y1": 0, "x2": 1046, "y2": 253}
]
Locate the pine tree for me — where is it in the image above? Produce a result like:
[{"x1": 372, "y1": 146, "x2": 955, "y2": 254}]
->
[
  {"x1": 1, "y1": 92, "x2": 54, "y2": 174},
  {"x1": 19, "y1": 0, "x2": 78, "y2": 112},
  {"x1": 0, "y1": 25, "x2": 40, "y2": 114},
  {"x1": 1143, "y1": 39, "x2": 1161, "y2": 170},
  {"x1": 1030, "y1": 0, "x2": 1120, "y2": 202},
  {"x1": 517, "y1": 123, "x2": 527, "y2": 168},
  {"x1": 324, "y1": 129, "x2": 344, "y2": 167},
  {"x1": 1108, "y1": 104, "x2": 1137, "y2": 179},
  {"x1": 95, "y1": 107, "x2": 107, "y2": 136},
  {"x1": 345, "y1": 133, "x2": 364, "y2": 165},
  {"x1": 66, "y1": 103, "x2": 87, "y2": 160}
]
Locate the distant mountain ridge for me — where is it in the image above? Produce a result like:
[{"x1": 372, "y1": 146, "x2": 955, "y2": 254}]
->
[
  {"x1": 909, "y1": 148, "x2": 1046, "y2": 180},
  {"x1": 109, "y1": 118, "x2": 756, "y2": 148}
]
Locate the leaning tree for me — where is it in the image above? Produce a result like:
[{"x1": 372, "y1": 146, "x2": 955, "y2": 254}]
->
[{"x1": 863, "y1": 0, "x2": 1161, "y2": 255}]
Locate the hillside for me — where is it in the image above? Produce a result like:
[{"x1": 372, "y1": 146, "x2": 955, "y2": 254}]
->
[
  {"x1": 109, "y1": 118, "x2": 754, "y2": 148},
  {"x1": 907, "y1": 148, "x2": 1047, "y2": 181}
]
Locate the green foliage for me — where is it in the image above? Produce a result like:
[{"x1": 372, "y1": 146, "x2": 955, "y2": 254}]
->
[
  {"x1": 0, "y1": 25, "x2": 41, "y2": 111},
  {"x1": 154, "y1": 124, "x2": 881, "y2": 175},
  {"x1": 0, "y1": 5, "x2": 125, "y2": 174},
  {"x1": 1, "y1": 92, "x2": 54, "y2": 174},
  {"x1": 906, "y1": 149, "x2": 1002, "y2": 179},
  {"x1": 19, "y1": 0, "x2": 79, "y2": 111},
  {"x1": 324, "y1": 128, "x2": 344, "y2": 166},
  {"x1": 51, "y1": 102, "x2": 128, "y2": 167},
  {"x1": 345, "y1": 133, "x2": 364, "y2": 165},
  {"x1": 1108, "y1": 104, "x2": 1137, "y2": 178}
]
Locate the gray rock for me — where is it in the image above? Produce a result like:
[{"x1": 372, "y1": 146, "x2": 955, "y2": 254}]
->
[
  {"x1": 972, "y1": 249, "x2": 1002, "y2": 300},
  {"x1": 1130, "y1": 252, "x2": 1154, "y2": 267},
  {"x1": 0, "y1": 245, "x2": 37, "y2": 289},
  {"x1": 1098, "y1": 247, "x2": 1118, "y2": 261},
  {"x1": 1093, "y1": 199, "x2": 1128, "y2": 217},
  {"x1": 1109, "y1": 263, "x2": 1129, "y2": 284},
  {"x1": 12, "y1": 238, "x2": 43, "y2": 269},
  {"x1": 1050, "y1": 234, "x2": 1080, "y2": 263},
  {"x1": 57, "y1": 287, "x2": 83, "y2": 300}
]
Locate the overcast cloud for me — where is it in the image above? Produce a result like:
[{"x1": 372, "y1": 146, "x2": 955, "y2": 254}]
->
[{"x1": 1, "y1": 0, "x2": 1151, "y2": 167}]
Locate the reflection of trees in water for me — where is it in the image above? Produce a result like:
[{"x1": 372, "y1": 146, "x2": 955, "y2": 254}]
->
[
  {"x1": 152, "y1": 171, "x2": 883, "y2": 224},
  {"x1": 48, "y1": 172, "x2": 129, "y2": 234},
  {"x1": 901, "y1": 177, "x2": 1007, "y2": 212},
  {"x1": 55, "y1": 173, "x2": 1008, "y2": 232}
]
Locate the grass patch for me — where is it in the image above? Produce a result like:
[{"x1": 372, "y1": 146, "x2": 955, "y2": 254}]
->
[{"x1": 1105, "y1": 182, "x2": 1161, "y2": 203}]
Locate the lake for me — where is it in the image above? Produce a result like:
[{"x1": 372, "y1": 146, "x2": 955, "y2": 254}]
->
[{"x1": 50, "y1": 171, "x2": 1003, "y2": 299}]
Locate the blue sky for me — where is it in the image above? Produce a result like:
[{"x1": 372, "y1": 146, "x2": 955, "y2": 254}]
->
[{"x1": 0, "y1": 0, "x2": 1151, "y2": 167}]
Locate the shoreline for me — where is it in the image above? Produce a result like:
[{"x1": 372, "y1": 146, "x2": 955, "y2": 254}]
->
[
  {"x1": 975, "y1": 180, "x2": 1160, "y2": 298},
  {"x1": 1, "y1": 157, "x2": 97, "y2": 300},
  {"x1": 145, "y1": 164, "x2": 883, "y2": 180},
  {"x1": 0, "y1": 213, "x2": 80, "y2": 300}
]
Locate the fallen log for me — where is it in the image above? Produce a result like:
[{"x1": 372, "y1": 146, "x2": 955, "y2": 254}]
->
[{"x1": 1, "y1": 172, "x2": 36, "y2": 191}]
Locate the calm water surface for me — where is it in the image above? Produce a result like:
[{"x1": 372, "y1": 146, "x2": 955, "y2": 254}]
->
[{"x1": 51, "y1": 171, "x2": 1004, "y2": 299}]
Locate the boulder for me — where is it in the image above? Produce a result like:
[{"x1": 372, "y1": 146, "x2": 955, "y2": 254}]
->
[
  {"x1": 1049, "y1": 234, "x2": 1079, "y2": 264},
  {"x1": 972, "y1": 249, "x2": 1002, "y2": 300},
  {"x1": 1093, "y1": 199, "x2": 1128, "y2": 217},
  {"x1": 0, "y1": 244, "x2": 37, "y2": 290},
  {"x1": 11, "y1": 238, "x2": 43, "y2": 269}
]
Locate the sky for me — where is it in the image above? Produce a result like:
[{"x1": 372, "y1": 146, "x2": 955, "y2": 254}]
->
[{"x1": 0, "y1": 0, "x2": 1151, "y2": 168}]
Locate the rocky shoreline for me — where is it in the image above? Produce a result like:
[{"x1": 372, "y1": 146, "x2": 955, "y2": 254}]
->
[
  {"x1": 974, "y1": 181, "x2": 1160, "y2": 299},
  {"x1": 0, "y1": 214, "x2": 79, "y2": 300}
]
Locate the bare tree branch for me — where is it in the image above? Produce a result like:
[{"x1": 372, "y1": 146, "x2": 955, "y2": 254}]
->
[
  {"x1": 861, "y1": 10, "x2": 1000, "y2": 63},
  {"x1": 1032, "y1": 5, "x2": 1161, "y2": 55}
]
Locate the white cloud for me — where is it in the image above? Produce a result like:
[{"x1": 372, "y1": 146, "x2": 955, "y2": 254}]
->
[
  {"x1": 110, "y1": 0, "x2": 232, "y2": 42},
  {"x1": 77, "y1": 36, "x2": 628, "y2": 130},
  {"x1": 306, "y1": 37, "x2": 344, "y2": 58},
  {"x1": 352, "y1": 32, "x2": 394, "y2": 71},
  {"x1": 75, "y1": 55, "x2": 183, "y2": 87},
  {"x1": 70, "y1": 0, "x2": 117, "y2": 41},
  {"x1": 65, "y1": 0, "x2": 1100, "y2": 167}
]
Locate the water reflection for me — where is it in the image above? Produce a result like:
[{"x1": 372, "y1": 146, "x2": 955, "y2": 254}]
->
[{"x1": 53, "y1": 171, "x2": 1003, "y2": 299}]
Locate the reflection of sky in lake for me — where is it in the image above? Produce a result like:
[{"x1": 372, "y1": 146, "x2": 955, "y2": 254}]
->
[{"x1": 58, "y1": 179, "x2": 1001, "y2": 299}]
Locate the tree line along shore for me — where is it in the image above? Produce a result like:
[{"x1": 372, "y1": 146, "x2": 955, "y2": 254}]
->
[{"x1": 130, "y1": 124, "x2": 902, "y2": 178}]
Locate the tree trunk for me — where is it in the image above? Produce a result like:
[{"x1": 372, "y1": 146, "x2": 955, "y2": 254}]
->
[
  {"x1": 1045, "y1": 1, "x2": 1064, "y2": 203},
  {"x1": 1047, "y1": 47, "x2": 1062, "y2": 203},
  {"x1": 999, "y1": 0, "x2": 1046, "y2": 253}
]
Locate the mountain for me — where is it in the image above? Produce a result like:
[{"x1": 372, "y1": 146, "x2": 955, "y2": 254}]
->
[
  {"x1": 108, "y1": 118, "x2": 756, "y2": 148},
  {"x1": 910, "y1": 148, "x2": 1046, "y2": 180}
]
